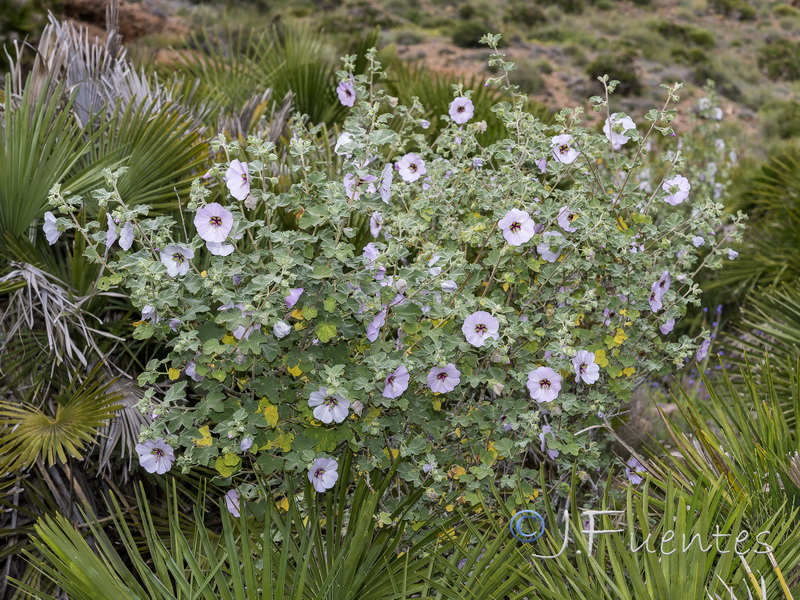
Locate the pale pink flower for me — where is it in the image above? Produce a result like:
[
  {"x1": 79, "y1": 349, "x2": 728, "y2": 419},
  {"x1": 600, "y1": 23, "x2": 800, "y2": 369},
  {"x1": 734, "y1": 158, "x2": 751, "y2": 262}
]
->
[
  {"x1": 334, "y1": 132, "x2": 353, "y2": 156},
  {"x1": 379, "y1": 163, "x2": 393, "y2": 203},
  {"x1": 572, "y1": 350, "x2": 600, "y2": 384},
  {"x1": 308, "y1": 388, "x2": 350, "y2": 423},
  {"x1": 427, "y1": 364, "x2": 460, "y2": 393},
  {"x1": 194, "y1": 202, "x2": 234, "y2": 243},
  {"x1": 539, "y1": 425, "x2": 559, "y2": 459},
  {"x1": 106, "y1": 214, "x2": 118, "y2": 248},
  {"x1": 557, "y1": 206, "x2": 578, "y2": 232},
  {"x1": 337, "y1": 77, "x2": 356, "y2": 107},
  {"x1": 225, "y1": 160, "x2": 250, "y2": 201},
  {"x1": 551, "y1": 134, "x2": 580, "y2": 164},
  {"x1": 160, "y1": 245, "x2": 194, "y2": 277},
  {"x1": 498, "y1": 209, "x2": 536, "y2": 246},
  {"x1": 207, "y1": 241, "x2": 235, "y2": 256},
  {"x1": 603, "y1": 113, "x2": 637, "y2": 149},
  {"x1": 366, "y1": 308, "x2": 387, "y2": 342},
  {"x1": 662, "y1": 175, "x2": 690, "y2": 206},
  {"x1": 309, "y1": 457, "x2": 339, "y2": 492},
  {"x1": 119, "y1": 222, "x2": 134, "y2": 250},
  {"x1": 537, "y1": 231, "x2": 563, "y2": 262},
  {"x1": 626, "y1": 457, "x2": 646, "y2": 485},
  {"x1": 370, "y1": 211, "x2": 383, "y2": 237},
  {"x1": 383, "y1": 365, "x2": 410, "y2": 399},
  {"x1": 449, "y1": 97, "x2": 474, "y2": 124},
  {"x1": 648, "y1": 288, "x2": 663, "y2": 313},
  {"x1": 43, "y1": 212, "x2": 61, "y2": 245},
  {"x1": 462, "y1": 310, "x2": 500, "y2": 347},
  {"x1": 396, "y1": 153, "x2": 427, "y2": 183},
  {"x1": 659, "y1": 318, "x2": 675, "y2": 334},
  {"x1": 285, "y1": 288, "x2": 304, "y2": 309},
  {"x1": 135, "y1": 439, "x2": 175, "y2": 474},
  {"x1": 527, "y1": 366, "x2": 562, "y2": 403},
  {"x1": 225, "y1": 489, "x2": 240, "y2": 517}
]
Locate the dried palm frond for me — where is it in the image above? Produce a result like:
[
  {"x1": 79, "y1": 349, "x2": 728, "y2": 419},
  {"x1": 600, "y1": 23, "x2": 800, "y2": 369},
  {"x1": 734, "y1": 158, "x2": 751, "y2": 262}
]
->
[{"x1": 0, "y1": 262, "x2": 123, "y2": 371}]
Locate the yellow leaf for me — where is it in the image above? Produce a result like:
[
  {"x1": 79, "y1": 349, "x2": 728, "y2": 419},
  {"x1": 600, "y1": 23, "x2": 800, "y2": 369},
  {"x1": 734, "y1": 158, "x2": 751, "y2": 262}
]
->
[
  {"x1": 616, "y1": 216, "x2": 628, "y2": 231},
  {"x1": 448, "y1": 465, "x2": 466, "y2": 479},
  {"x1": 222, "y1": 333, "x2": 236, "y2": 345},
  {"x1": 193, "y1": 425, "x2": 213, "y2": 447},
  {"x1": 613, "y1": 329, "x2": 628, "y2": 346},
  {"x1": 619, "y1": 309, "x2": 628, "y2": 316},
  {"x1": 383, "y1": 448, "x2": 399, "y2": 459},
  {"x1": 623, "y1": 367, "x2": 636, "y2": 377},
  {"x1": 200, "y1": 270, "x2": 207, "y2": 277},
  {"x1": 502, "y1": 283, "x2": 509, "y2": 292},
  {"x1": 291, "y1": 308, "x2": 304, "y2": 320},
  {"x1": 432, "y1": 399, "x2": 441, "y2": 411},
  {"x1": 594, "y1": 350, "x2": 609, "y2": 367},
  {"x1": 264, "y1": 404, "x2": 279, "y2": 428},
  {"x1": 132, "y1": 320, "x2": 145, "y2": 327},
  {"x1": 276, "y1": 497, "x2": 289, "y2": 512},
  {"x1": 287, "y1": 365, "x2": 302, "y2": 377},
  {"x1": 445, "y1": 504, "x2": 454, "y2": 512},
  {"x1": 575, "y1": 313, "x2": 584, "y2": 326},
  {"x1": 168, "y1": 368, "x2": 180, "y2": 381}
]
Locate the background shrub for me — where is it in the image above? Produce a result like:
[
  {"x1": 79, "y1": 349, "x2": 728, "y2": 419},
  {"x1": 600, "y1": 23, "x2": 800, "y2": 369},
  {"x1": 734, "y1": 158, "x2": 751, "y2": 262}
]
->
[
  {"x1": 585, "y1": 51, "x2": 641, "y2": 96},
  {"x1": 758, "y1": 38, "x2": 800, "y2": 81},
  {"x1": 760, "y1": 100, "x2": 800, "y2": 140}
]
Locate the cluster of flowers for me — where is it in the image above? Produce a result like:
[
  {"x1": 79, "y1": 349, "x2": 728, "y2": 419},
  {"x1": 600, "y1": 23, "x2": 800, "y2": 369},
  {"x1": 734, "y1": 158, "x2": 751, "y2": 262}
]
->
[{"x1": 44, "y1": 50, "x2": 744, "y2": 513}]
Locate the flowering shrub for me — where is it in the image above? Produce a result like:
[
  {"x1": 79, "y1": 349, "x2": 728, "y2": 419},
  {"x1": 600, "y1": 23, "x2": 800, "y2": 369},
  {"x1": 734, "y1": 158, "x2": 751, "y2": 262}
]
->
[{"x1": 47, "y1": 39, "x2": 744, "y2": 509}]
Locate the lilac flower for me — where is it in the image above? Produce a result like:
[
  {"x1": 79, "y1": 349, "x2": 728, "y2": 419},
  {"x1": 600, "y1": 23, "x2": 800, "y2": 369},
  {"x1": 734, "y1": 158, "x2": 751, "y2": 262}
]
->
[
  {"x1": 441, "y1": 280, "x2": 458, "y2": 292},
  {"x1": 309, "y1": 457, "x2": 339, "y2": 492},
  {"x1": 572, "y1": 350, "x2": 600, "y2": 384},
  {"x1": 106, "y1": 214, "x2": 118, "y2": 248},
  {"x1": 557, "y1": 206, "x2": 579, "y2": 232},
  {"x1": 498, "y1": 209, "x2": 536, "y2": 246},
  {"x1": 383, "y1": 365, "x2": 410, "y2": 399},
  {"x1": 273, "y1": 320, "x2": 291, "y2": 339},
  {"x1": 225, "y1": 489, "x2": 241, "y2": 517},
  {"x1": 696, "y1": 338, "x2": 711, "y2": 362},
  {"x1": 135, "y1": 439, "x2": 175, "y2": 474},
  {"x1": 473, "y1": 158, "x2": 484, "y2": 168},
  {"x1": 160, "y1": 244, "x2": 194, "y2": 277},
  {"x1": 462, "y1": 310, "x2": 500, "y2": 347},
  {"x1": 308, "y1": 388, "x2": 350, "y2": 424},
  {"x1": 334, "y1": 132, "x2": 352, "y2": 156},
  {"x1": 336, "y1": 77, "x2": 356, "y2": 107},
  {"x1": 660, "y1": 318, "x2": 675, "y2": 335},
  {"x1": 551, "y1": 134, "x2": 580, "y2": 164},
  {"x1": 648, "y1": 289, "x2": 663, "y2": 313},
  {"x1": 420, "y1": 119, "x2": 430, "y2": 129},
  {"x1": 536, "y1": 158, "x2": 547, "y2": 173},
  {"x1": 185, "y1": 361, "x2": 204, "y2": 382},
  {"x1": 626, "y1": 457, "x2": 646, "y2": 485},
  {"x1": 366, "y1": 308, "x2": 387, "y2": 342},
  {"x1": 539, "y1": 425, "x2": 559, "y2": 459},
  {"x1": 603, "y1": 113, "x2": 637, "y2": 150},
  {"x1": 119, "y1": 222, "x2": 134, "y2": 250},
  {"x1": 194, "y1": 203, "x2": 234, "y2": 243},
  {"x1": 527, "y1": 367, "x2": 563, "y2": 403},
  {"x1": 427, "y1": 364, "x2": 461, "y2": 393},
  {"x1": 43, "y1": 212, "x2": 61, "y2": 245},
  {"x1": 537, "y1": 231, "x2": 564, "y2": 262},
  {"x1": 662, "y1": 175, "x2": 690, "y2": 206},
  {"x1": 168, "y1": 318, "x2": 181, "y2": 331},
  {"x1": 207, "y1": 241, "x2": 235, "y2": 256},
  {"x1": 691, "y1": 235, "x2": 705, "y2": 248},
  {"x1": 141, "y1": 305, "x2": 158, "y2": 322},
  {"x1": 380, "y1": 163, "x2": 393, "y2": 203},
  {"x1": 285, "y1": 288, "x2": 304, "y2": 309},
  {"x1": 449, "y1": 97, "x2": 474, "y2": 124},
  {"x1": 728, "y1": 249, "x2": 739, "y2": 260},
  {"x1": 240, "y1": 437, "x2": 254, "y2": 452},
  {"x1": 396, "y1": 153, "x2": 427, "y2": 183},
  {"x1": 363, "y1": 243, "x2": 380, "y2": 264},
  {"x1": 370, "y1": 211, "x2": 383, "y2": 237},
  {"x1": 655, "y1": 271, "x2": 671, "y2": 292},
  {"x1": 225, "y1": 160, "x2": 250, "y2": 201}
]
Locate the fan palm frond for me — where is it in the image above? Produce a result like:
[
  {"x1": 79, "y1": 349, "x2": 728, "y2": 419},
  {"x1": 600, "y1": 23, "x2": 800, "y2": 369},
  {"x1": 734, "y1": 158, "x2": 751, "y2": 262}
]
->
[{"x1": 0, "y1": 364, "x2": 121, "y2": 471}]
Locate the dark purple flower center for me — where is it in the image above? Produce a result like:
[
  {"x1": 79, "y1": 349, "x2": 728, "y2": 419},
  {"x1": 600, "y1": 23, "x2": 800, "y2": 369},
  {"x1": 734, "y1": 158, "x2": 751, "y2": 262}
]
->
[
  {"x1": 474, "y1": 323, "x2": 487, "y2": 334},
  {"x1": 568, "y1": 213, "x2": 577, "y2": 222},
  {"x1": 152, "y1": 448, "x2": 164, "y2": 458},
  {"x1": 241, "y1": 173, "x2": 248, "y2": 182},
  {"x1": 386, "y1": 375, "x2": 395, "y2": 386},
  {"x1": 559, "y1": 144, "x2": 570, "y2": 154},
  {"x1": 539, "y1": 379, "x2": 551, "y2": 389},
  {"x1": 210, "y1": 215, "x2": 223, "y2": 227},
  {"x1": 314, "y1": 468, "x2": 325, "y2": 478},
  {"x1": 437, "y1": 372, "x2": 448, "y2": 381},
  {"x1": 409, "y1": 163, "x2": 418, "y2": 173},
  {"x1": 579, "y1": 363, "x2": 587, "y2": 374},
  {"x1": 457, "y1": 105, "x2": 465, "y2": 113},
  {"x1": 509, "y1": 221, "x2": 521, "y2": 233},
  {"x1": 172, "y1": 253, "x2": 185, "y2": 264},
  {"x1": 324, "y1": 396, "x2": 338, "y2": 407}
]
